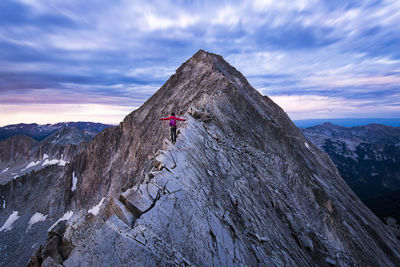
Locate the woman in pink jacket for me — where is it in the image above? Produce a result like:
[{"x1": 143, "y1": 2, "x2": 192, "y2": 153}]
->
[{"x1": 159, "y1": 112, "x2": 186, "y2": 143}]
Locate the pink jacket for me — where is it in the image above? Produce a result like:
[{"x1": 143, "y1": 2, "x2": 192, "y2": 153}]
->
[{"x1": 159, "y1": 116, "x2": 185, "y2": 127}]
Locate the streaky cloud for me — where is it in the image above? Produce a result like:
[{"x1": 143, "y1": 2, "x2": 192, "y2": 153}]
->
[{"x1": 1, "y1": 0, "x2": 400, "y2": 123}]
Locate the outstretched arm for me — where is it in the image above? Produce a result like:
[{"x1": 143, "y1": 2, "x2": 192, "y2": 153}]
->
[
  {"x1": 176, "y1": 117, "x2": 186, "y2": 121},
  {"x1": 159, "y1": 117, "x2": 170, "y2": 121}
]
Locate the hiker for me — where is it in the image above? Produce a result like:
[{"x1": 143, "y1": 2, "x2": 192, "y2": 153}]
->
[{"x1": 159, "y1": 113, "x2": 186, "y2": 143}]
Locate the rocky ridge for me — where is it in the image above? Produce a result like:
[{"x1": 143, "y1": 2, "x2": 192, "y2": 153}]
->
[{"x1": 1, "y1": 50, "x2": 400, "y2": 266}]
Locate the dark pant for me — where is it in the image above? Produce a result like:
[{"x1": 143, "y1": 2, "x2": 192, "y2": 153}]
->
[{"x1": 170, "y1": 126, "x2": 177, "y2": 143}]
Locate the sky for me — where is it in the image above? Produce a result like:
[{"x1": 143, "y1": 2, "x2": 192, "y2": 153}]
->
[{"x1": 1, "y1": 0, "x2": 400, "y2": 126}]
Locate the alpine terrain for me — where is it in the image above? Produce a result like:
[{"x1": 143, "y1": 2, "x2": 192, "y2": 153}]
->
[
  {"x1": 302, "y1": 123, "x2": 400, "y2": 236},
  {"x1": 0, "y1": 123, "x2": 111, "y2": 185},
  {"x1": 0, "y1": 122, "x2": 111, "y2": 142},
  {"x1": 302, "y1": 122, "x2": 400, "y2": 200},
  {"x1": 1, "y1": 50, "x2": 400, "y2": 266}
]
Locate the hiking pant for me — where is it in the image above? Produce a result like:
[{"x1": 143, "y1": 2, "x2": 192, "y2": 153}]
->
[{"x1": 170, "y1": 126, "x2": 177, "y2": 143}]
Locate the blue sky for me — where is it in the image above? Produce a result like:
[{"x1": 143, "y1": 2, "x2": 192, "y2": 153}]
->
[{"x1": 1, "y1": 0, "x2": 400, "y2": 125}]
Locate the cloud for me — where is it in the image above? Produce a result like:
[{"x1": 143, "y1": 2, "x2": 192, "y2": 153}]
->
[
  {"x1": 270, "y1": 94, "x2": 400, "y2": 120},
  {"x1": 1, "y1": 0, "x2": 400, "y2": 124}
]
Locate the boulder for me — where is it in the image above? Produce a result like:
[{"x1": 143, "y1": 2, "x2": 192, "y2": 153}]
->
[
  {"x1": 109, "y1": 197, "x2": 135, "y2": 227},
  {"x1": 119, "y1": 188, "x2": 153, "y2": 218}
]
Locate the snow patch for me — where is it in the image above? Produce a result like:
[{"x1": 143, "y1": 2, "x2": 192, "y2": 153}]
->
[
  {"x1": 13, "y1": 175, "x2": 19, "y2": 179},
  {"x1": 2, "y1": 200, "x2": 5, "y2": 209},
  {"x1": 305, "y1": 142, "x2": 310, "y2": 150},
  {"x1": 22, "y1": 161, "x2": 40, "y2": 171},
  {"x1": 28, "y1": 212, "x2": 47, "y2": 229},
  {"x1": 43, "y1": 154, "x2": 49, "y2": 160},
  {"x1": 71, "y1": 171, "x2": 77, "y2": 192},
  {"x1": 42, "y1": 159, "x2": 58, "y2": 166},
  {"x1": 88, "y1": 198, "x2": 106, "y2": 216},
  {"x1": 0, "y1": 211, "x2": 20, "y2": 232},
  {"x1": 2, "y1": 167, "x2": 9, "y2": 173},
  {"x1": 42, "y1": 158, "x2": 68, "y2": 167},
  {"x1": 48, "y1": 211, "x2": 73, "y2": 231},
  {"x1": 26, "y1": 161, "x2": 40, "y2": 168}
]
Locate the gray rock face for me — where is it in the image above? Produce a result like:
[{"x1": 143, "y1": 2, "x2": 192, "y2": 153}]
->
[
  {"x1": 62, "y1": 50, "x2": 400, "y2": 266},
  {"x1": 0, "y1": 135, "x2": 38, "y2": 168},
  {"x1": 3, "y1": 50, "x2": 400, "y2": 266}
]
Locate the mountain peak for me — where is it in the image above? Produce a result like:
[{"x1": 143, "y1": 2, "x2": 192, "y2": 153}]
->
[
  {"x1": 174, "y1": 50, "x2": 249, "y2": 90},
  {"x1": 4, "y1": 51, "x2": 398, "y2": 266},
  {"x1": 190, "y1": 49, "x2": 223, "y2": 62},
  {"x1": 191, "y1": 49, "x2": 211, "y2": 59},
  {"x1": 133, "y1": 51, "x2": 245, "y2": 119},
  {"x1": 307, "y1": 122, "x2": 346, "y2": 131},
  {"x1": 126, "y1": 50, "x2": 291, "y2": 149}
]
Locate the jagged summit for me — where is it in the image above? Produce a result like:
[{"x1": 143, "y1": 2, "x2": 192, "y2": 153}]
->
[
  {"x1": 63, "y1": 51, "x2": 400, "y2": 265},
  {"x1": 130, "y1": 48, "x2": 293, "y2": 144},
  {"x1": 134, "y1": 49, "x2": 245, "y2": 113},
  {"x1": 73, "y1": 50, "x2": 298, "y2": 205},
  {"x1": 1, "y1": 51, "x2": 400, "y2": 266},
  {"x1": 134, "y1": 49, "x2": 255, "y2": 115},
  {"x1": 182, "y1": 49, "x2": 250, "y2": 85}
]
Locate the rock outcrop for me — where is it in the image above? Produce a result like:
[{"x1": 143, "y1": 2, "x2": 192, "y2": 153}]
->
[{"x1": 2, "y1": 50, "x2": 400, "y2": 266}]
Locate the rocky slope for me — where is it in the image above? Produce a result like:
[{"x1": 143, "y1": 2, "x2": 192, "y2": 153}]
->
[
  {"x1": 1, "y1": 50, "x2": 400, "y2": 266},
  {"x1": 0, "y1": 125, "x2": 108, "y2": 266},
  {"x1": 0, "y1": 165, "x2": 71, "y2": 267}
]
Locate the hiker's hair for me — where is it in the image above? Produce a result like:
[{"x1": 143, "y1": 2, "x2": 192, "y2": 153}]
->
[{"x1": 171, "y1": 112, "x2": 175, "y2": 116}]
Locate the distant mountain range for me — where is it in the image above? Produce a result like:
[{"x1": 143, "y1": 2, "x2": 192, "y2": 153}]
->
[
  {"x1": 0, "y1": 122, "x2": 112, "y2": 142},
  {"x1": 302, "y1": 122, "x2": 400, "y2": 224},
  {"x1": 0, "y1": 122, "x2": 112, "y2": 185},
  {"x1": 295, "y1": 118, "x2": 400, "y2": 128}
]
